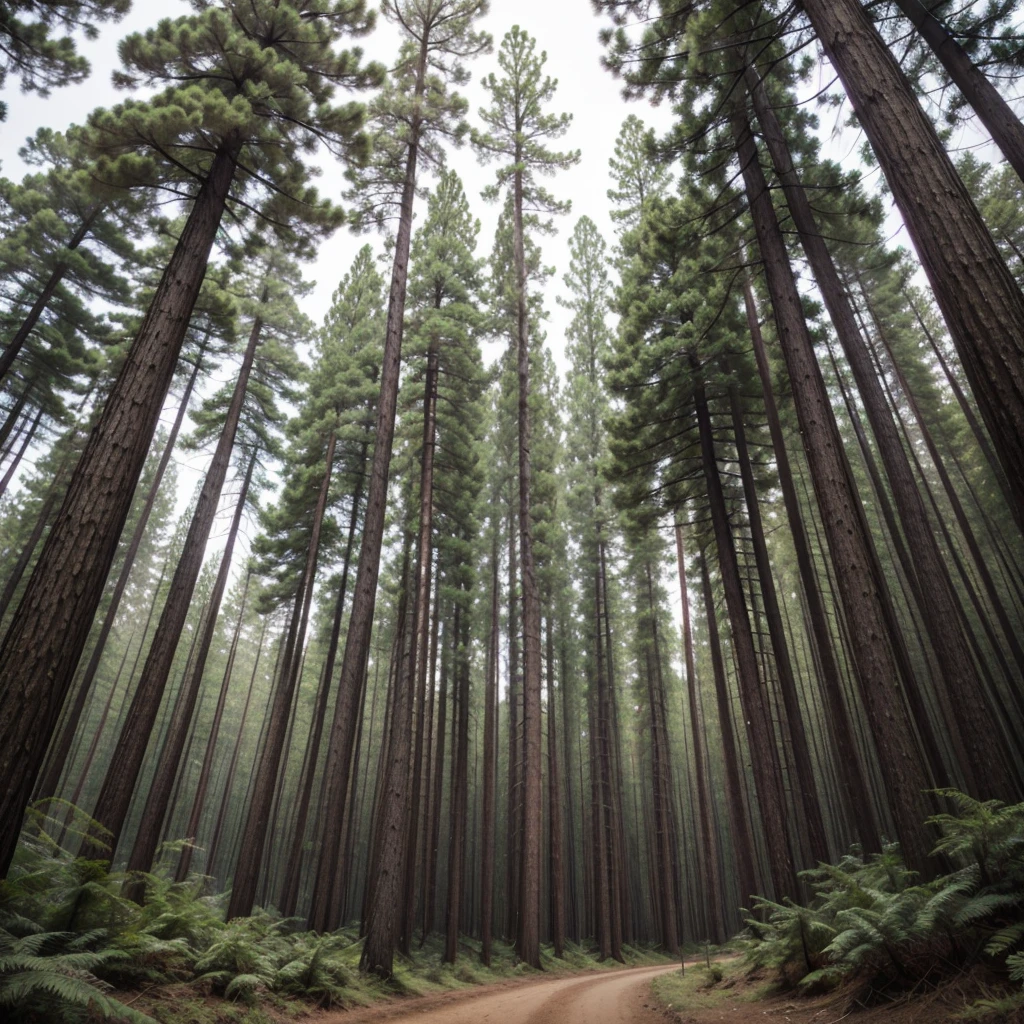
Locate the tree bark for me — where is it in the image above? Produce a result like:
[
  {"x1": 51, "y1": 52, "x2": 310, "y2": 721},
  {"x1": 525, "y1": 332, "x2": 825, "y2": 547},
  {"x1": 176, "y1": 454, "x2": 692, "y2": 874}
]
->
[
  {"x1": 35, "y1": 351, "x2": 206, "y2": 804},
  {"x1": 0, "y1": 143, "x2": 239, "y2": 877},
  {"x1": 84, "y1": 300, "x2": 263, "y2": 863},
  {"x1": 0, "y1": 404, "x2": 42, "y2": 499},
  {"x1": 512, "y1": 162, "x2": 544, "y2": 970},
  {"x1": 228, "y1": 431, "x2": 336, "y2": 920},
  {"x1": 799, "y1": 0, "x2": 1024, "y2": 515},
  {"x1": 736, "y1": 114, "x2": 934, "y2": 875},
  {"x1": 123, "y1": 453, "x2": 256, "y2": 897},
  {"x1": 545, "y1": 613, "x2": 566, "y2": 958},
  {"x1": 481, "y1": 533, "x2": 499, "y2": 965}
]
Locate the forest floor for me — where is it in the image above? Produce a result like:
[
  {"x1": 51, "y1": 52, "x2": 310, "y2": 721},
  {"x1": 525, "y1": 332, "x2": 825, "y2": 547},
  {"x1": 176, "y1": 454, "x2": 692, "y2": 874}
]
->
[{"x1": 650, "y1": 957, "x2": 1024, "y2": 1024}]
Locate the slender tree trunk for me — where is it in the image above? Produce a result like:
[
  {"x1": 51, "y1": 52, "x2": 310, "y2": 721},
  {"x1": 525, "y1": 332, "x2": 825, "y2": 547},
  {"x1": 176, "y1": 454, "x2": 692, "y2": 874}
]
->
[
  {"x1": 0, "y1": 404, "x2": 41, "y2": 499},
  {"x1": 505, "y1": 501, "x2": 522, "y2": 943},
  {"x1": 798, "y1": 0, "x2": 1024, "y2": 512},
  {"x1": 423, "y1": 596, "x2": 449, "y2": 939},
  {"x1": 0, "y1": 143, "x2": 240, "y2": 876},
  {"x1": 0, "y1": 383, "x2": 32, "y2": 454},
  {"x1": 545, "y1": 613, "x2": 566, "y2": 958},
  {"x1": 512, "y1": 163, "x2": 544, "y2": 970},
  {"x1": 700, "y1": 552, "x2": 759, "y2": 909},
  {"x1": 694, "y1": 368, "x2": 797, "y2": 898},
  {"x1": 890, "y1": 0, "x2": 1024, "y2": 183},
  {"x1": 0, "y1": 205, "x2": 102, "y2": 383},
  {"x1": 122, "y1": 452, "x2": 257, "y2": 895},
  {"x1": 175, "y1": 572, "x2": 252, "y2": 883},
  {"x1": 444, "y1": 598, "x2": 470, "y2": 963},
  {"x1": 736, "y1": 115, "x2": 934, "y2": 874},
  {"x1": 228, "y1": 432, "x2": 336, "y2": 920},
  {"x1": 481, "y1": 533, "x2": 499, "y2": 965},
  {"x1": 0, "y1": 486, "x2": 58, "y2": 622},
  {"x1": 315, "y1": 47, "x2": 427, "y2": 941},
  {"x1": 36, "y1": 352, "x2": 206, "y2": 804},
  {"x1": 84, "y1": 303, "x2": 263, "y2": 863},
  {"x1": 674, "y1": 524, "x2": 725, "y2": 942},
  {"x1": 400, "y1": 337, "x2": 440, "y2": 953}
]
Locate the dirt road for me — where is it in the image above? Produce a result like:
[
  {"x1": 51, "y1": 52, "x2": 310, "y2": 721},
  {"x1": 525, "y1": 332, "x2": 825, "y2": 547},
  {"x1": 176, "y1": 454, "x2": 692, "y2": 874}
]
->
[{"x1": 320, "y1": 963, "x2": 679, "y2": 1024}]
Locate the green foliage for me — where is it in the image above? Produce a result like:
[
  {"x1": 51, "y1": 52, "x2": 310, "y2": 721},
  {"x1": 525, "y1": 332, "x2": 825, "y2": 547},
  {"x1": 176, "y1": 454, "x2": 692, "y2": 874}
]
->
[{"x1": 741, "y1": 793, "x2": 1024, "y2": 1003}]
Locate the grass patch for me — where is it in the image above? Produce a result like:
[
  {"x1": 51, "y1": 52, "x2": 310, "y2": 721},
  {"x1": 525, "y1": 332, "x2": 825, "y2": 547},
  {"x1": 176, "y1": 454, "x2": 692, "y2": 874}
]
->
[{"x1": 651, "y1": 959, "x2": 773, "y2": 1014}]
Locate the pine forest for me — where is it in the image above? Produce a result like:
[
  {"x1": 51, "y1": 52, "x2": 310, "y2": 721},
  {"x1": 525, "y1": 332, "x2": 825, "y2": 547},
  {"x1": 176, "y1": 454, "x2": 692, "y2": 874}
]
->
[{"x1": 2, "y1": 2, "x2": 1024, "y2": 1022}]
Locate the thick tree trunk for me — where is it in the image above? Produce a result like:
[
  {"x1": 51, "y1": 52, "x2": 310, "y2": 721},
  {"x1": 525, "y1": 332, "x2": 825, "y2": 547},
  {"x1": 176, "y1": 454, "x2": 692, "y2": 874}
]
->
[
  {"x1": 512, "y1": 165, "x2": 544, "y2": 970},
  {"x1": 35, "y1": 352, "x2": 205, "y2": 804},
  {"x1": 799, "y1": 0, "x2": 1024, "y2": 514},
  {"x1": 744, "y1": 282, "x2": 880, "y2": 849},
  {"x1": 123, "y1": 453, "x2": 256, "y2": 895},
  {"x1": 228, "y1": 432, "x2": 336, "y2": 920},
  {"x1": 694, "y1": 369, "x2": 797, "y2": 898},
  {"x1": 84, "y1": 300, "x2": 263, "y2": 863},
  {"x1": 746, "y1": 66, "x2": 1008, "y2": 798},
  {"x1": 0, "y1": 143, "x2": 239, "y2": 876},
  {"x1": 736, "y1": 115, "x2": 934, "y2": 874}
]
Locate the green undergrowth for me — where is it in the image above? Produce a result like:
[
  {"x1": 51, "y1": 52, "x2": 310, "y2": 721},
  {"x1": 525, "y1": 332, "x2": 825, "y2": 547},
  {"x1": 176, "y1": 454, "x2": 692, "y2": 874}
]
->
[
  {"x1": 733, "y1": 790, "x2": 1024, "y2": 1018},
  {"x1": 1, "y1": 801, "x2": 673, "y2": 1023},
  {"x1": 651, "y1": 959, "x2": 771, "y2": 1014}
]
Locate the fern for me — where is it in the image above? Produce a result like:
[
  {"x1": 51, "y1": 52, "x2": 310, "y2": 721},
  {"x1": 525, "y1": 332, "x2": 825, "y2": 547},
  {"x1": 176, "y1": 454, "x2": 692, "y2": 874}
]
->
[{"x1": 1009, "y1": 951, "x2": 1024, "y2": 985}]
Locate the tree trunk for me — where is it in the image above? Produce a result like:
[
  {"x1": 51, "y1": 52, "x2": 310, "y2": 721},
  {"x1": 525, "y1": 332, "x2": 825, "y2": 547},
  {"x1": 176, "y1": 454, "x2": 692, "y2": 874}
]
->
[
  {"x1": 444, "y1": 597, "x2": 471, "y2": 963},
  {"x1": 694, "y1": 368, "x2": 797, "y2": 898},
  {"x1": 674, "y1": 525, "x2": 725, "y2": 941},
  {"x1": 890, "y1": 0, "x2": 1024, "y2": 183},
  {"x1": 84, "y1": 301, "x2": 263, "y2": 863},
  {"x1": 0, "y1": 404, "x2": 42, "y2": 499},
  {"x1": 746, "y1": 65, "x2": 1008, "y2": 799},
  {"x1": 735, "y1": 114, "x2": 934, "y2": 875},
  {"x1": 0, "y1": 205, "x2": 103, "y2": 383},
  {"x1": 228, "y1": 432, "x2": 336, "y2": 920},
  {"x1": 174, "y1": 572, "x2": 252, "y2": 883},
  {"x1": 799, "y1": 0, "x2": 1024, "y2": 514},
  {"x1": 481, "y1": 533, "x2": 499, "y2": 965},
  {"x1": 35, "y1": 351, "x2": 206, "y2": 804},
  {"x1": 312, "y1": 44, "x2": 427, "y2": 939},
  {"x1": 0, "y1": 143, "x2": 239, "y2": 876},
  {"x1": 699, "y1": 552, "x2": 759, "y2": 909},
  {"x1": 512, "y1": 163, "x2": 544, "y2": 970},
  {"x1": 545, "y1": 613, "x2": 566, "y2": 958}
]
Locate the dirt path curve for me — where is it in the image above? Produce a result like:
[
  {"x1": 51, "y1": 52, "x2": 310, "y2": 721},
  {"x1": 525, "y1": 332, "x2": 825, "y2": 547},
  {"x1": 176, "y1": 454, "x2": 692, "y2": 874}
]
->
[{"x1": 318, "y1": 963, "x2": 679, "y2": 1024}]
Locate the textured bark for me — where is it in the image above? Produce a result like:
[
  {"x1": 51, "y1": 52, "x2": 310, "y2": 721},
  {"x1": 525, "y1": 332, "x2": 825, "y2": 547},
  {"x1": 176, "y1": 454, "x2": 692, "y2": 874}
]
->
[
  {"x1": 694, "y1": 370, "x2": 797, "y2": 898},
  {"x1": 422, "y1": 594, "x2": 448, "y2": 939},
  {"x1": 481, "y1": 536, "x2": 499, "y2": 965},
  {"x1": 674, "y1": 525, "x2": 725, "y2": 942},
  {"x1": 512, "y1": 162, "x2": 544, "y2": 970},
  {"x1": 736, "y1": 115, "x2": 934, "y2": 874},
  {"x1": 0, "y1": 143, "x2": 239, "y2": 876},
  {"x1": 85, "y1": 301, "x2": 263, "y2": 863},
  {"x1": 699, "y1": 553, "x2": 759, "y2": 908},
  {"x1": 0, "y1": 205, "x2": 102, "y2": 383},
  {"x1": 123, "y1": 453, "x2": 256, "y2": 895},
  {"x1": 36, "y1": 353, "x2": 205, "y2": 805},
  {"x1": 228, "y1": 432, "x2": 336, "y2": 920},
  {"x1": 175, "y1": 572, "x2": 252, "y2": 883},
  {"x1": 505, "y1": 503, "x2": 522, "y2": 942},
  {"x1": 313, "y1": 47, "x2": 425, "y2": 940},
  {"x1": 747, "y1": 66, "x2": 1005, "y2": 798},
  {"x1": 800, "y1": 0, "x2": 1024, "y2": 516}
]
